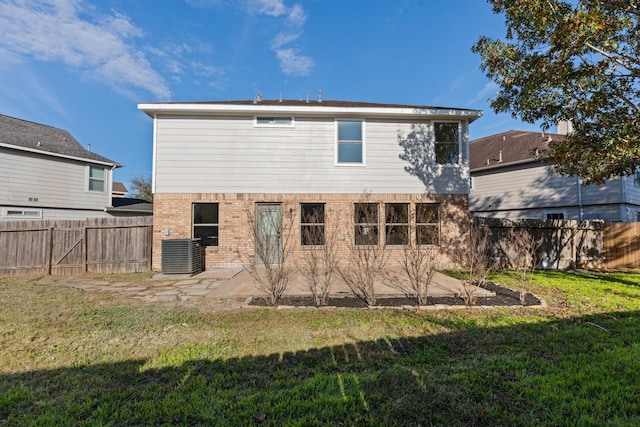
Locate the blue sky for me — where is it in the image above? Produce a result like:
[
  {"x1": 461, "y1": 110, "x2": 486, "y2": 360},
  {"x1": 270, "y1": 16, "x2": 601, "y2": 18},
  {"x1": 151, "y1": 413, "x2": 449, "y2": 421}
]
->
[{"x1": 0, "y1": 0, "x2": 542, "y2": 189}]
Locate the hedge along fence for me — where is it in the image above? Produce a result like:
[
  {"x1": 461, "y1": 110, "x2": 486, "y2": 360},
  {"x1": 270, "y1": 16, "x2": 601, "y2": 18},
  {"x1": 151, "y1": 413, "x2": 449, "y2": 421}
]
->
[
  {"x1": 476, "y1": 217, "x2": 605, "y2": 270},
  {"x1": 0, "y1": 216, "x2": 153, "y2": 276}
]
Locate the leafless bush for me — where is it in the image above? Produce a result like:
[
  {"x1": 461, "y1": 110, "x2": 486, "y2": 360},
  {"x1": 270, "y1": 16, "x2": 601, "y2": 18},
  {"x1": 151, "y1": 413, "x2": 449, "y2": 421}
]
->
[
  {"x1": 339, "y1": 200, "x2": 389, "y2": 306},
  {"x1": 242, "y1": 204, "x2": 296, "y2": 305},
  {"x1": 398, "y1": 242, "x2": 442, "y2": 305},
  {"x1": 448, "y1": 219, "x2": 496, "y2": 304},
  {"x1": 296, "y1": 206, "x2": 339, "y2": 306},
  {"x1": 503, "y1": 227, "x2": 542, "y2": 304}
]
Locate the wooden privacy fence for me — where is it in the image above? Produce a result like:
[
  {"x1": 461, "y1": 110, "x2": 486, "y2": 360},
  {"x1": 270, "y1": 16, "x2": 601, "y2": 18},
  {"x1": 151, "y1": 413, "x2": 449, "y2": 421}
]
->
[
  {"x1": 602, "y1": 222, "x2": 640, "y2": 269},
  {"x1": 477, "y1": 217, "x2": 605, "y2": 269},
  {"x1": 0, "y1": 217, "x2": 153, "y2": 276}
]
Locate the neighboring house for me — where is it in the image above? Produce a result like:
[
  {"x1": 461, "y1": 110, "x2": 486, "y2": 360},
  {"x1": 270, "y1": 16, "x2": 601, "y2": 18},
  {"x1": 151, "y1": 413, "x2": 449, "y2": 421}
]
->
[
  {"x1": 107, "y1": 198, "x2": 154, "y2": 217},
  {"x1": 470, "y1": 129, "x2": 640, "y2": 222},
  {"x1": 138, "y1": 98, "x2": 482, "y2": 270},
  {"x1": 0, "y1": 114, "x2": 120, "y2": 220},
  {"x1": 112, "y1": 182, "x2": 128, "y2": 198}
]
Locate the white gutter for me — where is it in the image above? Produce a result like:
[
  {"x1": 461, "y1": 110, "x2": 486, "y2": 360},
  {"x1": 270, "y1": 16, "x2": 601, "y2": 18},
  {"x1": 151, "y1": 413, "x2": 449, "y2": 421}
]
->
[
  {"x1": 471, "y1": 158, "x2": 537, "y2": 173},
  {"x1": 138, "y1": 103, "x2": 483, "y2": 122}
]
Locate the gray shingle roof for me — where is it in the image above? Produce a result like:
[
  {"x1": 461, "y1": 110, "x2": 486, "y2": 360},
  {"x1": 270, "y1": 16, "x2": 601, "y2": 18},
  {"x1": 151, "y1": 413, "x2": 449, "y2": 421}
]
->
[
  {"x1": 0, "y1": 114, "x2": 119, "y2": 166},
  {"x1": 470, "y1": 130, "x2": 566, "y2": 170}
]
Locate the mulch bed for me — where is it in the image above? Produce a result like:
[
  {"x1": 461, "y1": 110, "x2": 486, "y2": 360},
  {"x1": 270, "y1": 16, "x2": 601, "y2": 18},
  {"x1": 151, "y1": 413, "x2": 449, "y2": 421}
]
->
[{"x1": 247, "y1": 282, "x2": 542, "y2": 308}]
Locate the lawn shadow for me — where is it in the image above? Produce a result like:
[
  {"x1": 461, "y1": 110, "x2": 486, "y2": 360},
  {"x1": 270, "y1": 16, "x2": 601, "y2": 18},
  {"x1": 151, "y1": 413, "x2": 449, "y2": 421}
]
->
[{"x1": 2, "y1": 310, "x2": 639, "y2": 425}]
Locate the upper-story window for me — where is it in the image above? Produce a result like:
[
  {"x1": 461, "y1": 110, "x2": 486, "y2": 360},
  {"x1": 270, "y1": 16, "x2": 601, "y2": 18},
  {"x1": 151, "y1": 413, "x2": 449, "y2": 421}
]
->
[
  {"x1": 434, "y1": 122, "x2": 460, "y2": 164},
  {"x1": 337, "y1": 120, "x2": 364, "y2": 164},
  {"x1": 88, "y1": 166, "x2": 105, "y2": 192},
  {"x1": 254, "y1": 117, "x2": 294, "y2": 127}
]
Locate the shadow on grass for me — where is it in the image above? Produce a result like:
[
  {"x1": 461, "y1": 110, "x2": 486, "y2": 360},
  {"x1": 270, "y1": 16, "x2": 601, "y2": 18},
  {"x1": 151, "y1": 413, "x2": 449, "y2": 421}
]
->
[{"x1": 1, "y1": 311, "x2": 639, "y2": 426}]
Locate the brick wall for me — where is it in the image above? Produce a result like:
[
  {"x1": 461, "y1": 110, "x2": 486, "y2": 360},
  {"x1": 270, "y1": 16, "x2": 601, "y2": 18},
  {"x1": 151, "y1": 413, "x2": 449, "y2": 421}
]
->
[{"x1": 153, "y1": 193, "x2": 469, "y2": 271}]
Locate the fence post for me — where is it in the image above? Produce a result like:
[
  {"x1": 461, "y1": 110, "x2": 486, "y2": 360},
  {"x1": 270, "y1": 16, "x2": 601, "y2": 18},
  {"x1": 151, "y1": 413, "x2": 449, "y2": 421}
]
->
[
  {"x1": 46, "y1": 227, "x2": 54, "y2": 275},
  {"x1": 83, "y1": 227, "x2": 88, "y2": 273}
]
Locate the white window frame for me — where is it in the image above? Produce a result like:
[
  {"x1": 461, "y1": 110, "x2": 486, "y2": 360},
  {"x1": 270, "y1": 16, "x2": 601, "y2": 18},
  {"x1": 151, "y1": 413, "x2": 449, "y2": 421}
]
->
[
  {"x1": 253, "y1": 116, "x2": 295, "y2": 128},
  {"x1": 335, "y1": 119, "x2": 366, "y2": 166},
  {"x1": 2, "y1": 208, "x2": 43, "y2": 219},
  {"x1": 433, "y1": 121, "x2": 461, "y2": 166},
  {"x1": 88, "y1": 165, "x2": 106, "y2": 193}
]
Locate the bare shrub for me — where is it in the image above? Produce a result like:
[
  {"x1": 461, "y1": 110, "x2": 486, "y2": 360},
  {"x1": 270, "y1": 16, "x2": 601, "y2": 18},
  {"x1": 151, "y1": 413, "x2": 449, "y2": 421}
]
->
[
  {"x1": 398, "y1": 243, "x2": 442, "y2": 305},
  {"x1": 503, "y1": 227, "x2": 542, "y2": 304},
  {"x1": 339, "y1": 200, "x2": 389, "y2": 306},
  {"x1": 242, "y1": 204, "x2": 296, "y2": 305},
  {"x1": 448, "y1": 219, "x2": 496, "y2": 304},
  {"x1": 386, "y1": 204, "x2": 442, "y2": 305},
  {"x1": 296, "y1": 206, "x2": 339, "y2": 306}
]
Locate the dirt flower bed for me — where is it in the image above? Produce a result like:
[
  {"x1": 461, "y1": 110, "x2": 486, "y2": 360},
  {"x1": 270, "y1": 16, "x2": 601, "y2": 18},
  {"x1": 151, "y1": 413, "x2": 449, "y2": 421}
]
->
[{"x1": 247, "y1": 282, "x2": 543, "y2": 308}]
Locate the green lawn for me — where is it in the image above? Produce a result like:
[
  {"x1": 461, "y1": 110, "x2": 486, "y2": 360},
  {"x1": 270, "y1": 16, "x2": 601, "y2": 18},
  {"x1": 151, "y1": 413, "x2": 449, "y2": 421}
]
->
[{"x1": 1, "y1": 271, "x2": 639, "y2": 426}]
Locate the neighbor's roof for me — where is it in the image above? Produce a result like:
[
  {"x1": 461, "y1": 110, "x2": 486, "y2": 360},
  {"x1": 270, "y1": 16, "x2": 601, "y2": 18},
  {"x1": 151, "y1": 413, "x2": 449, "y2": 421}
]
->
[
  {"x1": 0, "y1": 114, "x2": 119, "y2": 167},
  {"x1": 112, "y1": 182, "x2": 128, "y2": 194},
  {"x1": 138, "y1": 99, "x2": 483, "y2": 122},
  {"x1": 470, "y1": 130, "x2": 566, "y2": 171},
  {"x1": 108, "y1": 197, "x2": 153, "y2": 213}
]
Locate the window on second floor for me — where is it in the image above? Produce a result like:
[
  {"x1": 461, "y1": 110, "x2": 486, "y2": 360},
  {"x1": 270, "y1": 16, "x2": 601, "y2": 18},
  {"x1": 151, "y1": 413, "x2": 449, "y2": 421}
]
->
[
  {"x1": 434, "y1": 122, "x2": 460, "y2": 165},
  {"x1": 337, "y1": 120, "x2": 364, "y2": 164},
  {"x1": 88, "y1": 166, "x2": 105, "y2": 192}
]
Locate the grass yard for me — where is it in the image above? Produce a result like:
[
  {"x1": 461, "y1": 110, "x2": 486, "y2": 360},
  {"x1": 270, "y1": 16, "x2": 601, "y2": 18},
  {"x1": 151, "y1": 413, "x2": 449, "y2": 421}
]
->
[{"x1": 1, "y1": 271, "x2": 639, "y2": 426}]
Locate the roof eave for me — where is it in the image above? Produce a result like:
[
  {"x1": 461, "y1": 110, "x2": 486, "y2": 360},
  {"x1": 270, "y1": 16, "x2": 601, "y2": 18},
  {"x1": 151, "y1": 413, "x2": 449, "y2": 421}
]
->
[
  {"x1": 471, "y1": 158, "x2": 542, "y2": 173},
  {"x1": 0, "y1": 142, "x2": 120, "y2": 168},
  {"x1": 138, "y1": 103, "x2": 483, "y2": 122}
]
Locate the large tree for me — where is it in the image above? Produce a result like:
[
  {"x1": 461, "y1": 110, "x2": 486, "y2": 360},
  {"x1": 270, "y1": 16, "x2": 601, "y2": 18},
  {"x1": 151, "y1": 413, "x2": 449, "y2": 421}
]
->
[
  {"x1": 473, "y1": 0, "x2": 640, "y2": 184},
  {"x1": 129, "y1": 175, "x2": 153, "y2": 201}
]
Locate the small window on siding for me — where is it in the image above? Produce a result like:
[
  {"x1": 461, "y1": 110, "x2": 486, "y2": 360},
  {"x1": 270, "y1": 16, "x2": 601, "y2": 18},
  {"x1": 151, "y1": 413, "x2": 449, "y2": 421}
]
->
[
  {"x1": 385, "y1": 203, "x2": 409, "y2": 245},
  {"x1": 300, "y1": 203, "x2": 325, "y2": 246},
  {"x1": 416, "y1": 203, "x2": 440, "y2": 245},
  {"x1": 88, "y1": 166, "x2": 105, "y2": 192},
  {"x1": 354, "y1": 203, "x2": 378, "y2": 245},
  {"x1": 337, "y1": 120, "x2": 364, "y2": 164},
  {"x1": 434, "y1": 122, "x2": 460, "y2": 164},
  {"x1": 193, "y1": 203, "x2": 219, "y2": 246},
  {"x1": 2, "y1": 208, "x2": 42, "y2": 219},
  {"x1": 254, "y1": 117, "x2": 294, "y2": 127},
  {"x1": 546, "y1": 211, "x2": 565, "y2": 220}
]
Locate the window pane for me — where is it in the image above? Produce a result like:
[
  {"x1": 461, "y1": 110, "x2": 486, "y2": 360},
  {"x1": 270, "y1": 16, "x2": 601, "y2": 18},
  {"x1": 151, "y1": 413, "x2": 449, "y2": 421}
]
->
[
  {"x1": 417, "y1": 225, "x2": 439, "y2": 245},
  {"x1": 435, "y1": 142, "x2": 459, "y2": 164},
  {"x1": 301, "y1": 203, "x2": 324, "y2": 224},
  {"x1": 386, "y1": 225, "x2": 409, "y2": 245},
  {"x1": 89, "y1": 166, "x2": 105, "y2": 179},
  {"x1": 385, "y1": 203, "x2": 409, "y2": 223},
  {"x1": 256, "y1": 117, "x2": 292, "y2": 125},
  {"x1": 301, "y1": 225, "x2": 325, "y2": 245},
  {"x1": 355, "y1": 225, "x2": 378, "y2": 245},
  {"x1": 89, "y1": 179, "x2": 104, "y2": 192},
  {"x1": 194, "y1": 225, "x2": 218, "y2": 246},
  {"x1": 338, "y1": 143, "x2": 362, "y2": 163},
  {"x1": 355, "y1": 203, "x2": 378, "y2": 223},
  {"x1": 434, "y1": 123, "x2": 458, "y2": 142},
  {"x1": 338, "y1": 120, "x2": 362, "y2": 141},
  {"x1": 194, "y1": 203, "x2": 219, "y2": 224},
  {"x1": 417, "y1": 204, "x2": 438, "y2": 223}
]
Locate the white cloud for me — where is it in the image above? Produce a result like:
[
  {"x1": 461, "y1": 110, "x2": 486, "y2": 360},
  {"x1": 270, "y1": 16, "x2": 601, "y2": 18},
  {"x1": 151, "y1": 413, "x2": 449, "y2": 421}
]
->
[
  {"x1": 0, "y1": 0, "x2": 171, "y2": 100},
  {"x1": 247, "y1": 0, "x2": 287, "y2": 17},
  {"x1": 275, "y1": 48, "x2": 314, "y2": 76},
  {"x1": 467, "y1": 82, "x2": 498, "y2": 107}
]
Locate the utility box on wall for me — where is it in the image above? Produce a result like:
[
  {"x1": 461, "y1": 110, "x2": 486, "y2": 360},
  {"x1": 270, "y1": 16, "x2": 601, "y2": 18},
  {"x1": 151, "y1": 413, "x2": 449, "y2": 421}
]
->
[{"x1": 161, "y1": 239, "x2": 203, "y2": 274}]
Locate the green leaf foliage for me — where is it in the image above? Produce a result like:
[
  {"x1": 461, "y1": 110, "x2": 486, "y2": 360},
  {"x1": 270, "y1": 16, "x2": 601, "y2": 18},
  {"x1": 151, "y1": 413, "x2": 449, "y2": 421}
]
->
[{"x1": 473, "y1": 0, "x2": 640, "y2": 184}]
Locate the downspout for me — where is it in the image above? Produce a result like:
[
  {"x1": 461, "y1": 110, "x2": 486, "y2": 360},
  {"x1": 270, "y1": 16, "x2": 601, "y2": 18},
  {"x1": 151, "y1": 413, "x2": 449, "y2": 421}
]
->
[
  {"x1": 152, "y1": 113, "x2": 158, "y2": 194},
  {"x1": 577, "y1": 176, "x2": 583, "y2": 221},
  {"x1": 621, "y1": 176, "x2": 628, "y2": 221}
]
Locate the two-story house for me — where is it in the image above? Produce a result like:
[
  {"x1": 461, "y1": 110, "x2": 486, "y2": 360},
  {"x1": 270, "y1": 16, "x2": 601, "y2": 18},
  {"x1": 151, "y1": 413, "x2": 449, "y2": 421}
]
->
[
  {"x1": 138, "y1": 98, "x2": 482, "y2": 270},
  {"x1": 0, "y1": 114, "x2": 120, "y2": 220},
  {"x1": 470, "y1": 129, "x2": 640, "y2": 221}
]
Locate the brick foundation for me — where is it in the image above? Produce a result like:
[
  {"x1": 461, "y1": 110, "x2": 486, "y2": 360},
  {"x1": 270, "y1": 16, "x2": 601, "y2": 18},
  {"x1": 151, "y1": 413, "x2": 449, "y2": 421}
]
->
[{"x1": 152, "y1": 193, "x2": 469, "y2": 271}]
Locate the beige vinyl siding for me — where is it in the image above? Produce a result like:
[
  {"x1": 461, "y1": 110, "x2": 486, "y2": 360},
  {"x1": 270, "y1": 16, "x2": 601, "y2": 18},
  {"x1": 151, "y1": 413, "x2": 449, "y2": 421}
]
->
[
  {"x1": 0, "y1": 148, "x2": 111, "y2": 211},
  {"x1": 154, "y1": 115, "x2": 470, "y2": 195}
]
